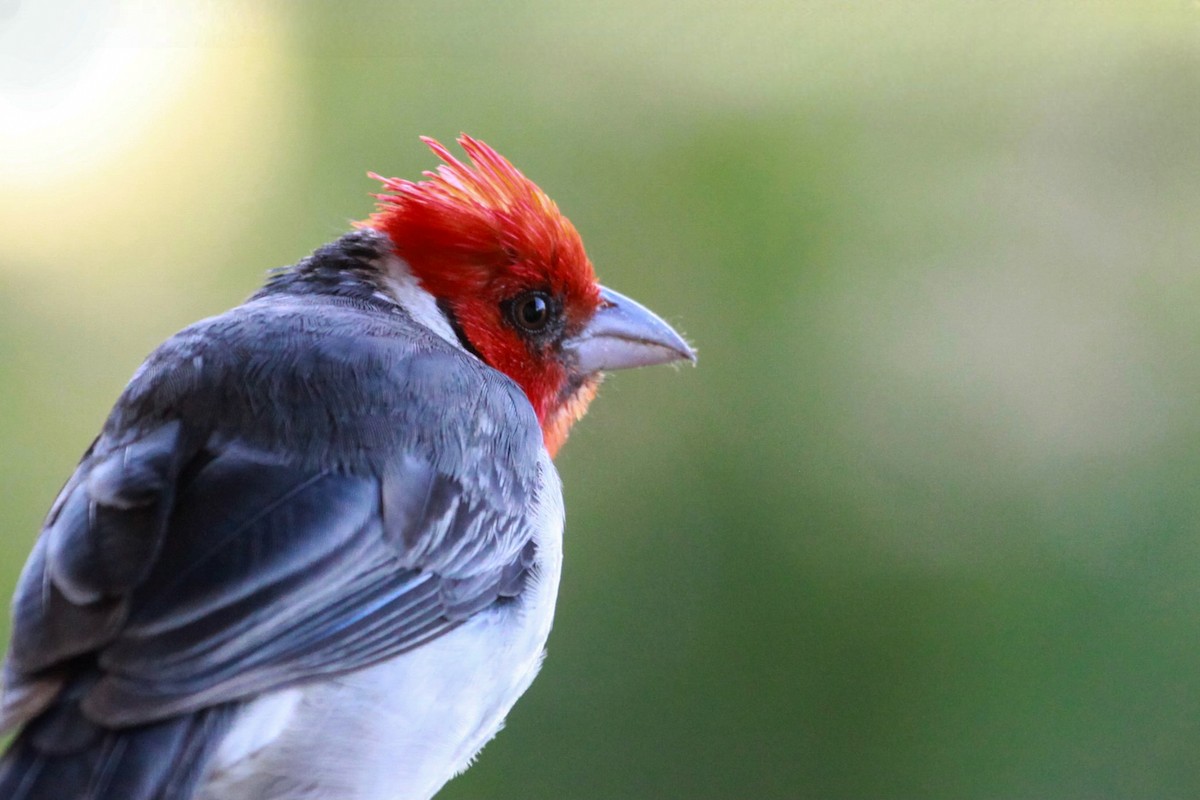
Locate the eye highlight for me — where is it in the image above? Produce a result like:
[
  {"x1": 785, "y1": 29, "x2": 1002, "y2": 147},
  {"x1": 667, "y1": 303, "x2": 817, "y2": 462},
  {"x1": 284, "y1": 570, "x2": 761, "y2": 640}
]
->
[{"x1": 508, "y1": 291, "x2": 554, "y2": 333}]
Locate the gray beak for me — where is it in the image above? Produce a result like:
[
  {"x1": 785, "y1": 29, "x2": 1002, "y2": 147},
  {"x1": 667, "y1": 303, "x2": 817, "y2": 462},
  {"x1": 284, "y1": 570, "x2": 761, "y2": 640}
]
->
[{"x1": 564, "y1": 286, "x2": 696, "y2": 374}]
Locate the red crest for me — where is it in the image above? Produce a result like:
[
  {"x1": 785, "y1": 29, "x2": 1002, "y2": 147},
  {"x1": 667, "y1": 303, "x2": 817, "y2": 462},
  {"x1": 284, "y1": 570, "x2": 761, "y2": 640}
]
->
[{"x1": 365, "y1": 135, "x2": 599, "y2": 314}]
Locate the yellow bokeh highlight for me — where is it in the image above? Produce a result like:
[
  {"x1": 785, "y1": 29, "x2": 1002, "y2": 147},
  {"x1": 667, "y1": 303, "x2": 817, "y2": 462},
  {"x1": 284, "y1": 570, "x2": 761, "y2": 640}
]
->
[{"x1": 0, "y1": 1, "x2": 300, "y2": 324}]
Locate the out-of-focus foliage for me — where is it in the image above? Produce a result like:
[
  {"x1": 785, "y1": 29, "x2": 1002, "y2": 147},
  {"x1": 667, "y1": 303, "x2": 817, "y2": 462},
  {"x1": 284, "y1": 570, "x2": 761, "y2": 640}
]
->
[{"x1": 2, "y1": 1, "x2": 1199, "y2": 797}]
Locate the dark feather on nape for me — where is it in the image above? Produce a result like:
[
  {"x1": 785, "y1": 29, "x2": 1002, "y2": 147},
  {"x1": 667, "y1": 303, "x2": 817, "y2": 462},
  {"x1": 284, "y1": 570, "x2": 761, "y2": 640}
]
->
[{"x1": 256, "y1": 230, "x2": 397, "y2": 306}]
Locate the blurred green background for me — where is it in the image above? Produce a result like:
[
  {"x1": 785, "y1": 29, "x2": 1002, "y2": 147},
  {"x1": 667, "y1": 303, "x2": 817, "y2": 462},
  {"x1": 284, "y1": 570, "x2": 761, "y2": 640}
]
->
[{"x1": 3, "y1": 1, "x2": 1200, "y2": 798}]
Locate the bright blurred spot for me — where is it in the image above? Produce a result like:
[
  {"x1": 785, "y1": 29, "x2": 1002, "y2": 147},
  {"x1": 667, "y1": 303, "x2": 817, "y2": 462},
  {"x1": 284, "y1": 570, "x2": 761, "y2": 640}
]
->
[
  {"x1": 0, "y1": 0, "x2": 208, "y2": 184},
  {"x1": 0, "y1": 0, "x2": 299, "y2": 321}
]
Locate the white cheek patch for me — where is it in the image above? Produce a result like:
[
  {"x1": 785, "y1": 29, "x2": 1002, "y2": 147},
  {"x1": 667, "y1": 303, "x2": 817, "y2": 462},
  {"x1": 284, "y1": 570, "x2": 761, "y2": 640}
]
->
[{"x1": 378, "y1": 255, "x2": 465, "y2": 351}]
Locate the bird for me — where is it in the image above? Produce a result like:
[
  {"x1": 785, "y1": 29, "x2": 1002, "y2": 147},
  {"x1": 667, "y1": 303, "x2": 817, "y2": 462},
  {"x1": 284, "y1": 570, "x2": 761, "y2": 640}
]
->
[{"x1": 0, "y1": 134, "x2": 694, "y2": 800}]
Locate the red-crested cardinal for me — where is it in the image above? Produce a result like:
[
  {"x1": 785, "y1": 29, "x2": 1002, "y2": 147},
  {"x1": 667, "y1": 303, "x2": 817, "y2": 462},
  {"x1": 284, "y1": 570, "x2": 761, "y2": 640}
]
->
[{"x1": 0, "y1": 135, "x2": 694, "y2": 800}]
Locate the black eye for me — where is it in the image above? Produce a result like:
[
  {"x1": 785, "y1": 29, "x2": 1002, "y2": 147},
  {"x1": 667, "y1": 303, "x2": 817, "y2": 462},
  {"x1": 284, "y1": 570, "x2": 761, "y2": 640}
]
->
[{"x1": 510, "y1": 291, "x2": 553, "y2": 332}]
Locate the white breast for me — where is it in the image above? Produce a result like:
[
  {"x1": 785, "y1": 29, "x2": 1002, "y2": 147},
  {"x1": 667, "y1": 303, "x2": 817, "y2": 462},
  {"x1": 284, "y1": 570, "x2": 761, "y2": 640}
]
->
[{"x1": 199, "y1": 459, "x2": 564, "y2": 800}]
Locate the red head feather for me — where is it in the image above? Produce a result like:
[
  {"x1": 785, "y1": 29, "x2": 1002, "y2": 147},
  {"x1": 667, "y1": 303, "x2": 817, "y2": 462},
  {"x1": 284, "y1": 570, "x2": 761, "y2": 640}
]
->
[
  {"x1": 364, "y1": 135, "x2": 599, "y2": 314},
  {"x1": 364, "y1": 135, "x2": 604, "y2": 455}
]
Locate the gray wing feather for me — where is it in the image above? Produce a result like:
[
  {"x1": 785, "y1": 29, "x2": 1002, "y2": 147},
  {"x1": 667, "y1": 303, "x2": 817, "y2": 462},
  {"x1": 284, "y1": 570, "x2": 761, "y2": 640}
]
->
[
  {"x1": 1, "y1": 292, "x2": 548, "y2": 734},
  {"x1": 6, "y1": 426, "x2": 539, "y2": 730}
]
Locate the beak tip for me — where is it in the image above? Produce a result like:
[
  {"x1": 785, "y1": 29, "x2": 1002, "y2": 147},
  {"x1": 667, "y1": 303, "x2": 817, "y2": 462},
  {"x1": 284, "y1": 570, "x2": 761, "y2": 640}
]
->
[
  {"x1": 673, "y1": 339, "x2": 698, "y2": 366},
  {"x1": 568, "y1": 285, "x2": 698, "y2": 374}
]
